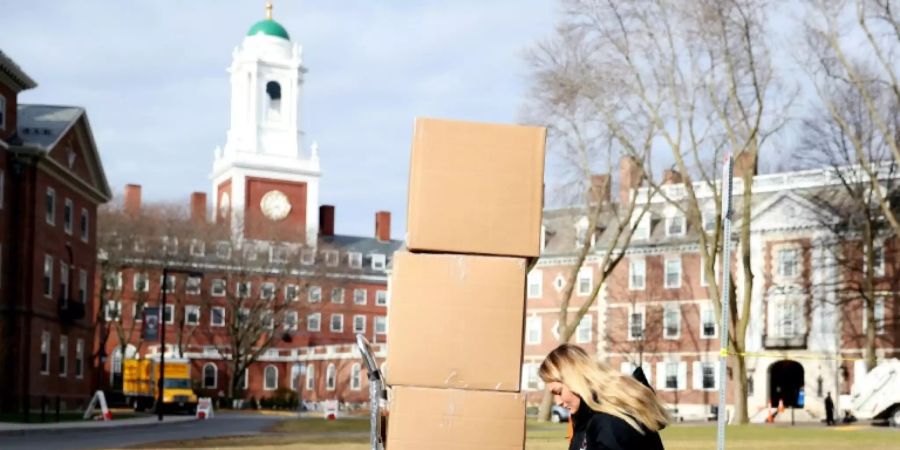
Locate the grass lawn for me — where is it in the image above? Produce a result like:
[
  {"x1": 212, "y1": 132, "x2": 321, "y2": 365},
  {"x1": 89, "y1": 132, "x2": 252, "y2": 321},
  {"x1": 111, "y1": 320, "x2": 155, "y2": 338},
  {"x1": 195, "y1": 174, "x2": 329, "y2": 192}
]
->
[{"x1": 126, "y1": 419, "x2": 899, "y2": 450}]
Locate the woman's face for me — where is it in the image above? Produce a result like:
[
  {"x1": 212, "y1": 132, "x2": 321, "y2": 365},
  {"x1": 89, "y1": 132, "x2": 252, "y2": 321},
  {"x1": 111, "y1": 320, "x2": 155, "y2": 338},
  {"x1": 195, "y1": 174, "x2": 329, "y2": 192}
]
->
[{"x1": 547, "y1": 381, "x2": 581, "y2": 414}]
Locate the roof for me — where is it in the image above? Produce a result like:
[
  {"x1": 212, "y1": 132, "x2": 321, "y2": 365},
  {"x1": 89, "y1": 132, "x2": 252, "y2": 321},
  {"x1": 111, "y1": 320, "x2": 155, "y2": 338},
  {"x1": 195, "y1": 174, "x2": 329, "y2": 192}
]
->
[
  {"x1": 16, "y1": 104, "x2": 84, "y2": 151},
  {"x1": 0, "y1": 50, "x2": 37, "y2": 91},
  {"x1": 247, "y1": 19, "x2": 290, "y2": 40}
]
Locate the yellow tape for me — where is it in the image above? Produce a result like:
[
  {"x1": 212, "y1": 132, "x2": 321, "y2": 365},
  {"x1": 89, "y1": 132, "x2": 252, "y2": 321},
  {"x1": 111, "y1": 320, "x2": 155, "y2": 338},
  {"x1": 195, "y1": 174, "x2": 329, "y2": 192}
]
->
[{"x1": 718, "y1": 349, "x2": 867, "y2": 362}]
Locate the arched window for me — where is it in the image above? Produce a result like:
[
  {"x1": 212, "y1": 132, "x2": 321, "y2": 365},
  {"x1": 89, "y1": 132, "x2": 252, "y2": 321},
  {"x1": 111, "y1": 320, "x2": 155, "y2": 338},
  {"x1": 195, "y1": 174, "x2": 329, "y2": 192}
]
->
[
  {"x1": 266, "y1": 81, "x2": 282, "y2": 119},
  {"x1": 350, "y1": 363, "x2": 361, "y2": 391},
  {"x1": 326, "y1": 363, "x2": 336, "y2": 391},
  {"x1": 291, "y1": 364, "x2": 303, "y2": 391},
  {"x1": 264, "y1": 365, "x2": 278, "y2": 390},
  {"x1": 203, "y1": 363, "x2": 217, "y2": 388},
  {"x1": 305, "y1": 364, "x2": 314, "y2": 391}
]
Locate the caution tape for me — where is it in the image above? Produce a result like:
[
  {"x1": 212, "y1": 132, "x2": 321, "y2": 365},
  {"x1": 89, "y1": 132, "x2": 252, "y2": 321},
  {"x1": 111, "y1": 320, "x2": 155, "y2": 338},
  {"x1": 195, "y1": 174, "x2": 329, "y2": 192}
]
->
[{"x1": 718, "y1": 349, "x2": 868, "y2": 362}]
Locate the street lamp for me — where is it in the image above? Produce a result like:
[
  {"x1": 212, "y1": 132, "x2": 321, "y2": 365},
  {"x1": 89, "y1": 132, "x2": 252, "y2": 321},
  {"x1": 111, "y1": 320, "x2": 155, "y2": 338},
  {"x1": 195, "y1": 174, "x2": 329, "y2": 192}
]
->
[{"x1": 157, "y1": 267, "x2": 203, "y2": 422}]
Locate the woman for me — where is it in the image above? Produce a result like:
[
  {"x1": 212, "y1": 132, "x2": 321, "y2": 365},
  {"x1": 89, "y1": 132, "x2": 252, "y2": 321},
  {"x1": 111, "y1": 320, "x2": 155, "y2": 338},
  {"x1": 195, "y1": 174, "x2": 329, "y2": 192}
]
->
[{"x1": 540, "y1": 344, "x2": 669, "y2": 450}]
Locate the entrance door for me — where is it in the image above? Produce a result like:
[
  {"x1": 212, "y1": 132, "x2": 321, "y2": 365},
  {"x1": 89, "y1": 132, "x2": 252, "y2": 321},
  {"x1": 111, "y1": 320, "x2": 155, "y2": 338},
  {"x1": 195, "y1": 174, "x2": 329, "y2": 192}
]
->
[{"x1": 768, "y1": 360, "x2": 804, "y2": 407}]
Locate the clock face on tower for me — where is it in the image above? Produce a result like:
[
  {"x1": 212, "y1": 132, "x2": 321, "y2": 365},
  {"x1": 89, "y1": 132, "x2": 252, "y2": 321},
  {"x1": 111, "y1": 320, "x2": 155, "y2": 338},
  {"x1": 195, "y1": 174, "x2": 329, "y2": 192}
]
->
[{"x1": 260, "y1": 190, "x2": 292, "y2": 221}]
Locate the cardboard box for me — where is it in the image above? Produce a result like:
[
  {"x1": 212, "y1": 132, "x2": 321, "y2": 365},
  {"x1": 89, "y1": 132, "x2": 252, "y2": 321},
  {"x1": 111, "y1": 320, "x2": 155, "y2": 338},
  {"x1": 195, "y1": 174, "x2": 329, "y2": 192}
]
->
[
  {"x1": 387, "y1": 386, "x2": 526, "y2": 450},
  {"x1": 387, "y1": 251, "x2": 525, "y2": 391},
  {"x1": 407, "y1": 117, "x2": 546, "y2": 258}
]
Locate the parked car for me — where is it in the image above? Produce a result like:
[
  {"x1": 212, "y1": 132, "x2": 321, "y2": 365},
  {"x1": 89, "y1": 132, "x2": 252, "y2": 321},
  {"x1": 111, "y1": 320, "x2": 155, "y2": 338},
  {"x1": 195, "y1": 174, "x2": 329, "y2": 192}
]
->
[{"x1": 551, "y1": 405, "x2": 570, "y2": 423}]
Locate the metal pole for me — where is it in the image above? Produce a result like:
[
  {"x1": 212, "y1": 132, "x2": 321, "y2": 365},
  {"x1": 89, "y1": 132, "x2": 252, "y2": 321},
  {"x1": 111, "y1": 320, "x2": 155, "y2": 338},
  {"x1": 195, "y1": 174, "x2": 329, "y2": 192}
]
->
[
  {"x1": 158, "y1": 267, "x2": 167, "y2": 422},
  {"x1": 717, "y1": 154, "x2": 735, "y2": 450}
]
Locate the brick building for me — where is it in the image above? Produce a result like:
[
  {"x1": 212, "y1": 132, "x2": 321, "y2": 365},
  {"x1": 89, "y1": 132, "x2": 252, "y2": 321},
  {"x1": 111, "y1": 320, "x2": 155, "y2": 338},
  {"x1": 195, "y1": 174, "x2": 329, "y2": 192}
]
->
[{"x1": 0, "y1": 50, "x2": 112, "y2": 413}]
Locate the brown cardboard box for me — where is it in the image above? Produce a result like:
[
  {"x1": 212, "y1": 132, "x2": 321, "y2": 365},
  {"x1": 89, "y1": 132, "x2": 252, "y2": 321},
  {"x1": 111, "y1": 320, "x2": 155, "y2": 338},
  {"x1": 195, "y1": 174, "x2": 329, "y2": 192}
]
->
[
  {"x1": 407, "y1": 117, "x2": 546, "y2": 258},
  {"x1": 386, "y1": 251, "x2": 525, "y2": 391},
  {"x1": 386, "y1": 386, "x2": 526, "y2": 450}
]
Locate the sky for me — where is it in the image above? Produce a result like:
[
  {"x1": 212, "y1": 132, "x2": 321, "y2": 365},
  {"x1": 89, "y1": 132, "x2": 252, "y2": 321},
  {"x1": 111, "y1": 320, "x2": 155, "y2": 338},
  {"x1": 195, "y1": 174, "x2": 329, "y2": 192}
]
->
[{"x1": 2, "y1": 0, "x2": 559, "y2": 238}]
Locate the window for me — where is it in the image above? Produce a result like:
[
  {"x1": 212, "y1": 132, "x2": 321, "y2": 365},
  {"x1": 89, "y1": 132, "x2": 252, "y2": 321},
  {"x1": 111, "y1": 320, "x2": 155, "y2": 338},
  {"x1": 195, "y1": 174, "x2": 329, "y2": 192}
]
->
[
  {"x1": 326, "y1": 364, "x2": 336, "y2": 391},
  {"x1": 351, "y1": 363, "x2": 362, "y2": 390},
  {"x1": 354, "y1": 288, "x2": 367, "y2": 305},
  {"x1": 43, "y1": 255, "x2": 53, "y2": 298},
  {"x1": 133, "y1": 239, "x2": 145, "y2": 253},
  {"x1": 331, "y1": 287, "x2": 344, "y2": 303},
  {"x1": 134, "y1": 273, "x2": 149, "y2": 293},
  {"x1": 664, "y1": 305, "x2": 681, "y2": 339},
  {"x1": 105, "y1": 301, "x2": 121, "y2": 322},
  {"x1": 349, "y1": 252, "x2": 362, "y2": 268},
  {"x1": 215, "y1": 242, "x2": 232, "y2": 259},
  {"x1": 694, "y1": 362, "x2": 717, "y2": 390},
  {"x1": 185, "y1": 276, "x2": 202, "y2": 295},
  {"x1": 523, "y1": 363, "x2": 542, "y2": 391},
  {"x1": 161, "y1": 274, "x2": 176, "y2": 293},
  {"x1": 133, "y1": 303, "x2": 145, "y2": 322},
  {"x1": 628, "y1": 307, "x2": 645, "y2": 340},
  {"x1": 63, "y1": 199, "x2": 73, "y2": 234},
  {"x1": 210, "y1": 306, "x2": 225, "y2": 326},
  {"x1": 307, "y1": 313, "x2": 321, "y2": 332},
  {"x1": 261, "y1": 282, "x2": 276, "y2": 300},
  {"x1": 777, "y1": 249, "x2": 799, "y2": 278},
  {"x1": 771, "y1": 299, "x2": 803, "y2": 337},
  {"x1": 162, "y1": 237, "x2": 178, "y2": 256},
  {"x1": 527, "y1": 270, "x2": 543, "y2": 299},
  {"x1": 203, "y1": 363, "x2": 217, "y2": 388},
  {"x1": 75, "y1": 339, "x2": 84, "y2": 379},
  {"x1": 526, "y1": 316, "x2": 542, "y2": 345},
  {"x1": 576, "y1": 314, "x2": 593, "y2": 343},
  {"x1": 308, "y1": 286, "x2": 322, "y2": 302},
  {"x1": 105, "y1": 272, "x2": 123, "y2": 291},
  {"x1": 285, "y1": 284, "x2": 299, "y2": 301},
  {"x1": 324, "y1": 251, "x2": 339, "y2": 267},
  {"x1": 266, "y1": 80, "x2": 282, "y2": 119},
  {"x1": 211, "y1": 279, "x2": 226, "y2": 297},
  {"x1": 577, "y1": 268, "x2": 592, "y2": 296},
  {"x1": 701, "y1": 304, "x2": 717, "y2": 338},
  {"x1": 185, "y1": 305, "x2": 200, "y2": 325},
  {"x1": 632, "y1": 214, "x2": 650, "y2": 239},
  {"x1": 665, "y1": 362, "x2": 678, "y2": 390},
  {"x1": 629, "y1": 258, "x2": 645, "y2": 290},
  {"x1": 46, "y1": 188, "x2": 56, "y2": 225},
  {"x1": 285, "y1": 311, "x2": 298, "y2": 331},
  {"x1": 264, "y1": 365, "x2": 278, "y2": 390},
  {"x1": 242, "y1": 368, "x2": 249, "y2": 390},
  {"x1": 354, "y1": 315, "x2": 366, "y2": 333},
  {"x1": 305, "y1": 365, "x2": 315, "y2": 391},
  {"x1": 59, "y1": 336, "x2": 68, "y2": 377},
  {"x1": 189, "y1": 240, "x2": 206, "y2": 257},
  {"x1": 78, "y1": 269, "x2": 87, "y2": 303},
  {"x1": 243, "y1": 245, "x2": 258, "y2": 261},
  {"x1": 163, "y1": 304, "x2": 174, "y2": 325},
  {"x1": 269, "y1": 246, "x2": 290, "y2": 264},
  {"x1": 60, "y1": 263, "x2": 69, "y2": 300},
  {"x1": 330, "y1": 314, "x2": 344, "y2": 333},
  {"x1": 666, "y1": 214, "x2": 685, "y2": 236},
  {"x1": 301, "y1": 249, "x2": 315, "y2": 265},
  {"x1": 375, "y1": 316, "x2": 387, "y2": 335},
  {"x1": 40, "y1": 332, "x2": 50, "y2": 375},
  {"x1": 237, "y1": 282, "x2": 251, "y2": 298},
  {"x1": 262, "y1": 310, "x2": 275, "y2": 329},
  {"x1": 872, "y1": 244, "x2": 885, "y2": 277},
  {"x1": 863, "y1": 298, "x2": 886, "y2": 335},
  {"x1": 664, "y1": 257, "x2": 682, "y2": 289},
  {"x1": 371, "y1": 254, "x2": 386, "y2": 270},
  {"x1": 703, "y1": 211, "x2": 716, "y2": 233},
  {"x1": 375, "y1": 290, "x2": 388, "y2": 306}
]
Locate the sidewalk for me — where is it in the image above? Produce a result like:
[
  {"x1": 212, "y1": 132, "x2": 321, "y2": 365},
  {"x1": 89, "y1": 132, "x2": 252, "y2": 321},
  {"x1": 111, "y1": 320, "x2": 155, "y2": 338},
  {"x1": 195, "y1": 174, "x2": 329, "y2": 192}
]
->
[{"x1": 0, "y1": 414, "x2": 197, "y2": 436}]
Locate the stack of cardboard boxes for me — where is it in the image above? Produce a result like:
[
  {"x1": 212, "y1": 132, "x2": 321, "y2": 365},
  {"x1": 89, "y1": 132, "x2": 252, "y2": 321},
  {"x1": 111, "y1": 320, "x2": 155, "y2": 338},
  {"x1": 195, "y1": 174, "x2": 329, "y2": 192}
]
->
[{"x1": 386, "y1": 118, "x2": 546, "y2": 449}]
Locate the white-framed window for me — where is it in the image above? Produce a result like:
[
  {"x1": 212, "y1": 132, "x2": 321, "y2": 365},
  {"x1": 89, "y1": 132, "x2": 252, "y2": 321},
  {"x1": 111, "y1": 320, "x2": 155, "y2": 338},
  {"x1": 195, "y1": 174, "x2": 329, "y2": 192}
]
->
[
  {"x1": 262, "y1": 310, "x2": 275, "y2": 330},
  {"x1": 60, "y1": 263, "x2": 70, "y2": 300},
  {"x1": 264, "y1": 365, "x2": 278, "y2": 390},
  {"x1": 308, "y1": 286, "x2": 322, "y2": 303},
  {"x1": 133, "y1": 239, "x2": 146, "y2": 253},
  {"x1": 242, "y1": 368, "x2": 249, "y2": 390},
  {"x1": 663, "y1": 304, "x2": 681, "y2": 339},
  {"x1": 163, "y1": 304, "x2": 174, "y2": 325},
  {"x1": 243, "y1": 245, "x2": 258, "y2": 261},
  {"x1": 353, "y1": 288, "x2": 367, "y2": 305},
  {"x1": 628, "y1": 306, "x2": 645, "y2": 341},
  {"x1": 161, "y1": 274, "x2": 176, "y2": 294},
  {"x1": 185, "y1": 305, "x2": 200, "y2": 325},
  {"x1": 576, "y1": 314, "x2": 593, "y2": 343},
  {"x1": 693, "y1": 361, "x2": 719, "y2": 390},
  {"x1": 75, "y1": 339, "x2": 84, "y2": 379},
  {"x1": 285, "y1": 311, "x2": 298, "y2": 331},
  {"x1": 80, "y1": 208, "x2": 89, "y2": 242},
  {"x1": 351, "y1": 363, "x2": 362, "y2": 390},
  {"x1": 777, "y1": 248, "x2": 799, "y2": 278},
  {"x1": 666, "y1": 214, "x2": 685, "y2": 236},
  {"x1": 324, "y1": 250, "x2": 339, "y2": 267},
  {"x1": 522, "y1": 363, "x2": 543, "y2": 391},
  {"x1": 43, "y1": 254, "x2": 53, "y2": 298},
  {"x1": 326, "y1": 363, "x2": 337, "y2": 391},
  {"x1": 664, "y1": 257, "x2": 682, "y2": 289},
  {"x1": 132, "y1": 302, "x2": 144, "y2": 322},
  {"x1": 331, "y1": 287, "x2": 344, "y2": 303},
  {"x1": 371, "y1": 254, "x2": 386, "y2": 270},
  {"x1": 210, "y1": 306, "x2": 225, "y2": 327},
  {"x1": 527, "y1": 270, "x2": 543, "y2": 299},
  {"x1": 105, "y1": 301, "x2": 121, "y2": 322},
  {"x1": 105, "y1": 272, "x2": 123, "y2": 291},
  {"x1": 330, "y1": 314, "x2": 344, "y2": 333},
  {"x1": 629, "y1": 258, "x2": 645, "y2": 290},
  {"x1": 375, "y1": 290, "x2": 388, "y2": 306},
  {"x1": 348, "y1": 252, "x2": 363, "y2": 269},
  {"x1": 189, "y1": 239, "x2": 206, "y2": 257},
  {"x1": 666, "y1": 362, "x2": 678, "y2": 390},
  {"x1": 58, "y1": 335, "x2": 68, "y2": 377},
  {"x1": 78, "y1": 269, "x2": 87, "y2": 303},
  {"x1": 871, "y1": 243, "x2": 885, "y2": 277},
  {"x1": 215, "y1": 242, "x2": 231, "y2": 260},
  {"x1": 203, "y1": 363, "x2": 217, "y2": 388},
  {"x1": 701, "y1": 303, "x2": 717, "y2": 338},
  {"x1": 656, "y1": 361, "x2": 687, "y2": 391},
  {"x1": 703, "y1": 211, "x2": 717, "y2": 233},
  {"x1": 261, "y1": 282, "x2": 276, "y2": 300},
  {"x1": 526, "y1": 316, "x2": 542, "y2": 345},
  {"x1": 375, "y1": 316, "x2": 387, "y2": 335},
  {"x1": 353, "y1": 315, "x2": 366, "y2": 333},
  {"x1": 63, "y1": 198, "x2": 73, "y2": 234},
  {"x1": 211, "y1": 279, "x2": 226, "y2": 297},
  {"x1": 301, "y1": 249, "x2": 315, "y2": 265},
  {"x1": 285, "y1": 284, "x2": 299, "y2": 302},
  {"x1": 46, "y1": 187, "x2": 56, "y2": 225},
  {"x1": 307, "y1": 313, "x2": 321, "y2": 332},
  {"x1": 863, "y1": 297, "x2": 886, "y2": 335},
  {"x1": 577, "y1": 267, "x2": 592, "y2": 296},
  {"x1": 134, "y1": 273, "x2": 149, "y2": 293},
  {"x1": 162, "y1": 236, "x2": 178, "y2": 256},
  {"x1": 632, "y1": 214, "x2": 651, "y2": 240},
  {"x1": 185, "y1": 276, "x2": 202, "y2": 295},
  {"x1": 770, "y1": 298, "x2": 803, "y2": 337},
  {"x1": 269, "y1": 245, "x2": 290, "y2": 264},
  {"x1": 237, "y1": 281, "x2": 251, "y2": 298},
  {"x1": 40, "y1": 332, "x2": 50, "y2": 375},
  {"x1": 305, "y1": 365, "x2": 315, "y2": 391}
]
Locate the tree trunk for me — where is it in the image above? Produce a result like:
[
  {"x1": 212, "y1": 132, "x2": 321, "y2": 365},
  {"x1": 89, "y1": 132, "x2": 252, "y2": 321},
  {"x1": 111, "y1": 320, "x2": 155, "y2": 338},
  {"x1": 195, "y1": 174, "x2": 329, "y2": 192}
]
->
[
  {"x1": 732, "y1": 350, "x2": 749, "y2": 424},
  {"x1": 865, "y1": 298, "x2": 877, "y2": 371},
  {"x1": 537, "y1": 390, "x2": 555, "y2": 423}
]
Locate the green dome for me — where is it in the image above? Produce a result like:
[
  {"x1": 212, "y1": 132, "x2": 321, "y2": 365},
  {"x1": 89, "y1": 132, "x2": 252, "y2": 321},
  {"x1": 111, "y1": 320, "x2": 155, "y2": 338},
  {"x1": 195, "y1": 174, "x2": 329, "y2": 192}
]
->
[{"x1": 247, "y1": 19, "x2": 290, "y2": 40}]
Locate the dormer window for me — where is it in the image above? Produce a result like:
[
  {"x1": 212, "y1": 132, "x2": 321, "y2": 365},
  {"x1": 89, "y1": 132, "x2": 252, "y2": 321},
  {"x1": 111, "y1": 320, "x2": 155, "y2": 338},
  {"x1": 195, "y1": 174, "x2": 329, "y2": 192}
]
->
[
  {"x1": 266, "y1": 81, "x2": 282, "y2": 120},
  {"x1": 666, "y1": 214, "x2": 685, "y2": 236},
  {"x1": 632, "y1": 214, "x2": 651, "y2": 240}
]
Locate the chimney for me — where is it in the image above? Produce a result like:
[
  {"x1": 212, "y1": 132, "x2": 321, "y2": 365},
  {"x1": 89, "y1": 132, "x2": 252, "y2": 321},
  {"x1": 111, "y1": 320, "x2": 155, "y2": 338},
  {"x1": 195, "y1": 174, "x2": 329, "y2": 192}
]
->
[
  {"x1": 618, "y1": 156, "x2": 644, "y2": 204},
  {"x1": 375, "y1": 211, "x2": 391, "y2": 242},
  {"x1": 124, "y1": 184, "x2": 142, "y2": 215},
  {"x1": 589, "y1": 174, "x2": 611, "y2": 206},
  {"x1": 190, "y1": 192, "x2": 207, "y2": 224},
  {"x1": 733, "y1": 151, "x2": 757, "y2": 179},
  {"x1": 319, "y1": 205, "x2": 335, "y2": 237},
  {"x1": 662, "y1": 169, "x2": 683, "y2": 185}
]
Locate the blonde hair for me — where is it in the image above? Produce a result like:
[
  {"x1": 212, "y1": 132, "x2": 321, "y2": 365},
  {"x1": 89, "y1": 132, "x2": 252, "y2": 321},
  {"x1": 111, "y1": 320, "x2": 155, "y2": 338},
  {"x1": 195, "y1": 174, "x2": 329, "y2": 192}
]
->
[{"x1": 539, "y1": 344, "x2": 669, "y2": 433}]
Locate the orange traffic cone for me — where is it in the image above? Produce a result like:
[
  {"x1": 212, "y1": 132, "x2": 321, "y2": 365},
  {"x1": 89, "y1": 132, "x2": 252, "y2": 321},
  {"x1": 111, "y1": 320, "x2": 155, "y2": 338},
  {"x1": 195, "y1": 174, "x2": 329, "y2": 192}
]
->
[
  {"x1": 777, "y1": 399, "x2": 785, "y2": 414},
  {"x1": 766, "y1": 409, "x2": 774, "y2": 423}
]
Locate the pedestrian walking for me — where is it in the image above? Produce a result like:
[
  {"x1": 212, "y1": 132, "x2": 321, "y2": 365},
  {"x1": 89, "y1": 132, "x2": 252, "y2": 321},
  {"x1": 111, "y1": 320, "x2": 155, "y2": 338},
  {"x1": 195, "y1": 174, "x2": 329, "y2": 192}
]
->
[
  {"x1": 540, "y1": 344, "x2": 669, "y2": 450},
  {"x1": 825, "y1": 392, "x2": 835, "y2": 426}
]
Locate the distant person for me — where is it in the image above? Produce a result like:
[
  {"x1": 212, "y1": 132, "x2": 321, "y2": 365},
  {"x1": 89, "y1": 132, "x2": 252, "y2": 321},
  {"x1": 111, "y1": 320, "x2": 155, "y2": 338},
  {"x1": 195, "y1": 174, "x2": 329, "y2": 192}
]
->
[
  {"x1": 540, "y1": 344, "x2": 669, "y2": 450},
  {"x1": 824, "y1": 392, "x2": 835, "y2": 426}
]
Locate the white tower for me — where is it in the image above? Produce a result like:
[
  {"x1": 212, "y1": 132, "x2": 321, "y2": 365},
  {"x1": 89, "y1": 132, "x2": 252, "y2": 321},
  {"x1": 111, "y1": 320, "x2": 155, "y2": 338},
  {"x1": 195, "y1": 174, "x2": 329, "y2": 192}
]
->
[{"x1": 211, "y1": 2, "x2": 321, "y2": 245}]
